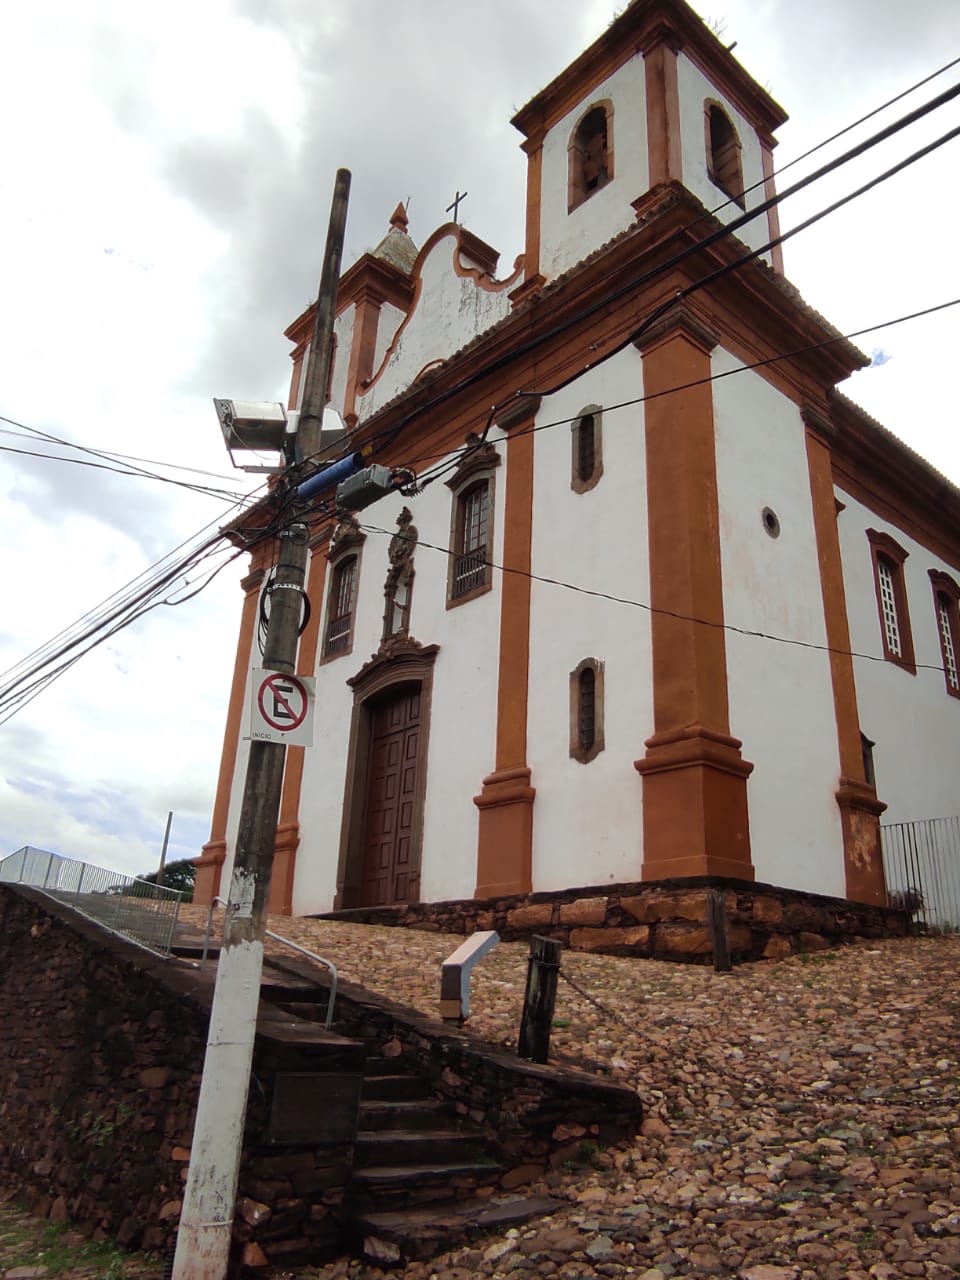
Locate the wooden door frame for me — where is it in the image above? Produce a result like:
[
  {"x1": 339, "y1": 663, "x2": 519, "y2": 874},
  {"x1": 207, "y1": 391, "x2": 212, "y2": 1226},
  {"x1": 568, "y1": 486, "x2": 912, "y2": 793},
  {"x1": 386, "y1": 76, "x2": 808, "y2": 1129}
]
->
[{"x1": 334, "y1": 639, "x2": 439, "y2": 909}]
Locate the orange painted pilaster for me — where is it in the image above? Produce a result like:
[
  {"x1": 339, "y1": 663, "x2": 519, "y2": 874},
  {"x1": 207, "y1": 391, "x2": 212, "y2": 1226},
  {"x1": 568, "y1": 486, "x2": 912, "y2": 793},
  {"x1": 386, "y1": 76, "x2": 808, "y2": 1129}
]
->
[
  {"x1": 804, "y1": 412, "x2": 887, "y2": 905},
  {"x1": 634, "y1": 308, "x2": 754, "y2": 881},
  {"x1": 194, "y1": 559, "x2": 267, "y2": 906},
  {"x1": 474, "y1": 406, "x2": 537, "y2": 897},
  {"x1": 269, "y1": 528, "x2": 331, "y2": 914},
  {"x1": 643, "y1": 39, "x2": 683, "y2": 186},
  {"x1": 760, "y1": 138, "x2": 784, "y2": 275},
  {"x1": 343, "y1": 297, "x2": 382, "y2": 426},
  {"x1": 511, "y1": 131, "x2": 546, "y2": 307}
]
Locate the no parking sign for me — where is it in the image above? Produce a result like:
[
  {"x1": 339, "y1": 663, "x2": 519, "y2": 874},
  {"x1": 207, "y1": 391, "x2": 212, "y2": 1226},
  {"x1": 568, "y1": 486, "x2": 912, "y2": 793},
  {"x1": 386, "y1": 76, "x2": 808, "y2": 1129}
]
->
[{"x1": 247, "y1": 668, "x2": 316, "y2": 747}]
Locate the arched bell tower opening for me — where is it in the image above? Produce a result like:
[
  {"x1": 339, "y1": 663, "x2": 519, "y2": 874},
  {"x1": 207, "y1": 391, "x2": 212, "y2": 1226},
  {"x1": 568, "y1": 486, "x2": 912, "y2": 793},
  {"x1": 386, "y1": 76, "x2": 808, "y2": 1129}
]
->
[{"x1": 568, "y1": 101, "x2": 614, "y2": 211}]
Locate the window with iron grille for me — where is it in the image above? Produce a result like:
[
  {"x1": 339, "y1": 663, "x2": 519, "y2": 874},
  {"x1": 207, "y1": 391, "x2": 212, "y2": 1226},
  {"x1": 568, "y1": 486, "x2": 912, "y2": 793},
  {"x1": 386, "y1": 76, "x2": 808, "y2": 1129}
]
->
[
  {"x1": 929, "y1": 570, "x2": 960, "y2": 698},
  {"x1": 571, "y1": 404, "x2": 603, "y2": 492},
  {"x1": 445, "y1": 442, "x2": 500, "y2": 608},
  {"x1": 867, "y1": 529, "x2": 915, "y2": 674},
  {"x1": 323, "y1": 555, "x2": 357, "y2": 657},
  {"x1": 570, "y1": 658, "x2": 604, "y2": 763},
  {"x1": 452, "y1": 482, "x2": 488, "y2": 598}
]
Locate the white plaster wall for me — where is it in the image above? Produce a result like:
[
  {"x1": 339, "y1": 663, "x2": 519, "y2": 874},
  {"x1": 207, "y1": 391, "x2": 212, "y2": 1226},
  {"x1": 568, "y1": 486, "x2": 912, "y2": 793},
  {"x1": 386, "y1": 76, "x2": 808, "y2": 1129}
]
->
[
  {"x1": 326, "y1": 308, "x2": 353, "y2": 418},
  {"x1": 836, "y1": 492, "x2": 960, "y2": 824},
  {"x1": 373, "y1": 301, "x2": 407, "y2": 374},
  {"x1": 526, "y1": 350, "x2": 650, "y2": 891},
  {"x1": 676, "y1": 55, "x2": 769, "y2": 258},
  {"x1": 291, "y1": 452, "x2": 504, "y2": 913},
  {"x1": 712, "y1": 353, "x2": 845, "y2": 897},
  {"x1": 539, "y1": 56, "x2": 648, "y2": 281},
  {"x1": 359, "y1": 234, "x2": 512, "y2": 420}
]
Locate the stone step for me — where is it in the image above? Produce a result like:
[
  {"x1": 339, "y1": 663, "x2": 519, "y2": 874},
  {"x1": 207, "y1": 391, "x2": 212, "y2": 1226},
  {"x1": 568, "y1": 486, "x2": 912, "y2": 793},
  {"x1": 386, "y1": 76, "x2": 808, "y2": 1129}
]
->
[
  {"x1": 361, "y1": 1073, "x2": 432, "y2": 1101},
  {"x1": 358, "y1": 1098, "x2": 450, "y2": 1131},
  {"x1": 363, "y1": 1056, "x2": 411, "y2": 1076},
  {"x1": 351, "y1": 1159, "x2": 503, "y2": 1207},
  {"x1": 353, "y1": 1194, "x2": 564, "y2": 1264},
  {"x1": 354, "y1": 1129, "x2": 491, "y2": 1168}
]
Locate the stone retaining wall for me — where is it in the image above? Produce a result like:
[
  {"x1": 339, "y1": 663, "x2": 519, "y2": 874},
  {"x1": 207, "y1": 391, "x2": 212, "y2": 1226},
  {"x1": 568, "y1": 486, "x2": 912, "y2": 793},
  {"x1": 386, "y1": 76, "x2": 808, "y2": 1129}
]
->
[
  {"x1": 0, "y1": 886, "x2": 354, "y2": 1271},
  {"x1": 318, "y1": 876, "x2": 910, "y2": 962}
]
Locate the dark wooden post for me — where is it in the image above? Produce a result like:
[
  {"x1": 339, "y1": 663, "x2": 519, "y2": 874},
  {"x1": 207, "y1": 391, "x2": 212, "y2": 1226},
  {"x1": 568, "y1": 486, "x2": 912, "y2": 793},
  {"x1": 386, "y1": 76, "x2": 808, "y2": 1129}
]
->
[
  {"x1": 708, "y1": 889, "x2": 732, "y2": 972},
  {"x1": 517, "y1": 935, "x2": 562, "y2": 1063}
]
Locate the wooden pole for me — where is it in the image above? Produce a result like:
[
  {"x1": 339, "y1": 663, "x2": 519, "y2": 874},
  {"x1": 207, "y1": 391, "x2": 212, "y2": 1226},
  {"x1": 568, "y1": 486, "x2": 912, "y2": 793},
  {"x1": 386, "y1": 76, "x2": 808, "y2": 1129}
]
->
[
  {"x1": 708, "y1": 888, "x2": 732, "y2": 972},
  {"x1": 517, "y1": 935, "x2": 561, "y2": 1063}
]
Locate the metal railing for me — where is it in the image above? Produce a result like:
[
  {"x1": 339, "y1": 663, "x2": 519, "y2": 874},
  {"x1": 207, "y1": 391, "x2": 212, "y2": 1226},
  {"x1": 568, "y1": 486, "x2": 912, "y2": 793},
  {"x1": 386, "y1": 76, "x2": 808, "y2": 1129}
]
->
[
  {"x1": 881, "y1": 815, "x2": 960, "y2": 934},
  {"x1": 0, "y1": 846, "x2": 183, "y2": 957},
  {"x1": 201, "y1": 897, "x2": 338, "y2": 1028}
]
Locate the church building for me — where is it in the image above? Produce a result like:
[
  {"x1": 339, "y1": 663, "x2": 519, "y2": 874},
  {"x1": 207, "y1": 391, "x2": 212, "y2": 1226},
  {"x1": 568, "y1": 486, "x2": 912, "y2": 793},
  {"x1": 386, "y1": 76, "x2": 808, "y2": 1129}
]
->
[{"x1": 195, "y1": 0, "x2": 960, "y2": 928}]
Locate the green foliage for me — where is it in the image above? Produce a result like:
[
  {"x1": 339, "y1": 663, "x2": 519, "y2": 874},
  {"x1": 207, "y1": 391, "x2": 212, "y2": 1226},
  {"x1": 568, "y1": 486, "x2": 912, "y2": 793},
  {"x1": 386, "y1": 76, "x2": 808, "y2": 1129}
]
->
[{"x1": 137, "y1": 857, "x2": 196, "y2": 901}]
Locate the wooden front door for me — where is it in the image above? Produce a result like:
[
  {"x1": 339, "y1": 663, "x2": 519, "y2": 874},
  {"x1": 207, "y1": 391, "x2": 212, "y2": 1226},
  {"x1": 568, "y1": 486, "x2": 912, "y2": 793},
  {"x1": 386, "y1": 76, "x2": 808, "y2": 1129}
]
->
[{"x1": 358, "y1": 687, "x2": 421, "y2": 906}]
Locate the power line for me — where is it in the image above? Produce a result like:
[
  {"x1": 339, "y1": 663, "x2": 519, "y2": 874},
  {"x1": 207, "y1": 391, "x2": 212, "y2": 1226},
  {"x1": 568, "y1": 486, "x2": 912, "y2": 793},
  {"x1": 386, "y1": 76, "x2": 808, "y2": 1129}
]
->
[
  {"x1": 0, "y1": 412, "x2": 244, "y2": 484},
  {"x1": 0, "y1": 439, "x2": 248, "y2": 502},
  {"x1": 356, "y1": 522, "x2": 954, "y2": 681},
  {"x1": 400, "y1": 296, "x2": 960, "y2": 483},
  {"x1": 353, "y1": 78, "x2": 960, "y2": 464}
]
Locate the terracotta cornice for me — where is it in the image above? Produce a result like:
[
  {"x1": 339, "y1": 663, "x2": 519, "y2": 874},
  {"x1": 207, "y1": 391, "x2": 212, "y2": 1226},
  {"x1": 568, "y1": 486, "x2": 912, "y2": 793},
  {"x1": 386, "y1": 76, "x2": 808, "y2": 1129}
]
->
[
  {"x1": 494, "y1": 394, "x2": 542, "y2": 431},
  {"x1": 830, "y1": 393, "x2": 960, "y2": 572},
  {"x1": 511, "y1": 0, "x2": 786, "y2": 141},
  {"x1": 633, "y1": 302, "x2": 720, "y2": 356},
  {"x1": 801, "y1": 404, "x2": 837, "y2": 442},
  {"x1": 282, "y1": 255, "x2": 415, "y2": 355},
  {"x1": 457, "y1": 227, "x2": 500, "y2": 276}
]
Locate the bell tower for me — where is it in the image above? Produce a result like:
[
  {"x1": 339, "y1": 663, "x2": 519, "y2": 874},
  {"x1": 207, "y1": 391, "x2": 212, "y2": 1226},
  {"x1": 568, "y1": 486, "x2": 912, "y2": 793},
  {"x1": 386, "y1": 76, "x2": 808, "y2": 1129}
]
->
[{"x1": 510, "y1": 0, "x2": 788, "y2": 292}]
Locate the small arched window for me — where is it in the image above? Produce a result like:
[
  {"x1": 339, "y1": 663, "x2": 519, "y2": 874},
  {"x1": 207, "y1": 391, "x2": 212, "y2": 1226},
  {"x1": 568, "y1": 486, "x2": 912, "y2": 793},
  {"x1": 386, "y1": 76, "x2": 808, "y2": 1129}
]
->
[
  {"x1": 570, "y1": 658, "x2": 605, "y2": 763},
  {"x1": 705, "y1": 102, "x2": 744, "y2": 208},
  {"x1": 571, "y1": 404, "x2": 603, "y2": 493},
  {"x1": 568, "y1": 103, "x2": 613, "y2": 212}
]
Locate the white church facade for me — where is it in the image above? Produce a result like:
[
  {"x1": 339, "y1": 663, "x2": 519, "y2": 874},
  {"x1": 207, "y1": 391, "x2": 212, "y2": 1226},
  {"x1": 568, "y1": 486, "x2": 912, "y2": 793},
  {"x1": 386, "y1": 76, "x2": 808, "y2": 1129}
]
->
[{"x1": 195, "y1": 0, "x2": 960, "y2": 924}]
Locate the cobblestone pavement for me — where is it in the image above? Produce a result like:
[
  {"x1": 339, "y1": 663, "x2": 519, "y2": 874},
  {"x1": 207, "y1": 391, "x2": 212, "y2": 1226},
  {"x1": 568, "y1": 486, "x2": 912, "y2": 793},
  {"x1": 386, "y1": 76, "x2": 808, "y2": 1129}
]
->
[{"x1": 175, "y1": 910, "x2": 960, "y2": 1280}]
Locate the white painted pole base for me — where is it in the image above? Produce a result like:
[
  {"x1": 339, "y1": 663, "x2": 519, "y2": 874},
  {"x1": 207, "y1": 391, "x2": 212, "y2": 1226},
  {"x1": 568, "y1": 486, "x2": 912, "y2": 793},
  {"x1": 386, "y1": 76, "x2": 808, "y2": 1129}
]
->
[{"x1": 171, "y1": 937, "x2": 265, "y2": 1280}]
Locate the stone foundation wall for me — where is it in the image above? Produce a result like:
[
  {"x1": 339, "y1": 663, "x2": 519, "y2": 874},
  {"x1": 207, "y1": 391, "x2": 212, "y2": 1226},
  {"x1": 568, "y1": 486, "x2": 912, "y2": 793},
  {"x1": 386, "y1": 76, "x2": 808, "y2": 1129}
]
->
[
  {"x1": 0, "y1": 887, "x2": 353, "y2": 1271},
  {"x1": 319, "y1": 876, "x2": 910, "y2": 962}
]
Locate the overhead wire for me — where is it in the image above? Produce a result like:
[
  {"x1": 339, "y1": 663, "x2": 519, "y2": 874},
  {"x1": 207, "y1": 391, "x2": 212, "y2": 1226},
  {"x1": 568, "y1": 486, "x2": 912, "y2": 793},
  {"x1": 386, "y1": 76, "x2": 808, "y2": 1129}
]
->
[
  {"x1": 5, "y1": 61, "x2": 959, "y2": 723},
  {"x1": 350, "y1": 77, "x2": 960, "y2": 464},
  {"x1": 0, "y1": 411, "x2": 246, "y2": 484},
  {"x1": 356, "y1": 522, "x2": 955, "y2": 681},
  {"x1": 398, "y1": 296, "x2": 960, "y2": 488}
]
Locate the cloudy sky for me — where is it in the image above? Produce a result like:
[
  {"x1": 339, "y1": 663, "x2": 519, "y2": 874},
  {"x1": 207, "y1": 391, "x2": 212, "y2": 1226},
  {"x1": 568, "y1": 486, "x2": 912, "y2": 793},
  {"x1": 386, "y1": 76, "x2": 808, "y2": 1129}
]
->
[{"x1": 1, "y1": 0, "x2": 957, "y2": 880}]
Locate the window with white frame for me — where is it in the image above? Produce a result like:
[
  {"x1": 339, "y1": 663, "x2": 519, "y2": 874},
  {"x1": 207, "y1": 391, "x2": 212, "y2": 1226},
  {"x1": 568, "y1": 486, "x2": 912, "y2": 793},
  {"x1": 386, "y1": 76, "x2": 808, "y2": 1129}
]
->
[
  {"x1": 929, "y1": 570, "x2": 960, "y2": 698},
  {"x1": 867, "y1": 529, "x2": 915, "y2": 674}
]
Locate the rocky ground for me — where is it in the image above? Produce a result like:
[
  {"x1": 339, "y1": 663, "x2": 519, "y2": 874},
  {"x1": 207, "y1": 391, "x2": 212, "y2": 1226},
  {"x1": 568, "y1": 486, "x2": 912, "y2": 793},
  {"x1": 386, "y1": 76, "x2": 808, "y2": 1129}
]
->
[{"x1": 5, "y1": 918, "x2": 960, "y2": 1279}]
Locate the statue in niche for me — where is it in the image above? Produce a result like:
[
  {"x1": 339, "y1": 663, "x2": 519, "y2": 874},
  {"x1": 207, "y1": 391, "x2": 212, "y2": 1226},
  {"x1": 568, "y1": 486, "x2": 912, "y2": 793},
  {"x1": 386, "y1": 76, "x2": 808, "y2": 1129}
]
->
[{"x1": 382, "y1": 507, "x2": 418, "y2": 643}]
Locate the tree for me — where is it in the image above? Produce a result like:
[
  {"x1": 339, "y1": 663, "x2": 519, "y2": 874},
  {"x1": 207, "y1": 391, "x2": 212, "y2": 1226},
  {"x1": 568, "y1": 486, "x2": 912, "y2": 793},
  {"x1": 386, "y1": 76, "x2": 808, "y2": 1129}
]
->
[{"x1": 138, "y1": 857, "x2": 196, "y2": 902}]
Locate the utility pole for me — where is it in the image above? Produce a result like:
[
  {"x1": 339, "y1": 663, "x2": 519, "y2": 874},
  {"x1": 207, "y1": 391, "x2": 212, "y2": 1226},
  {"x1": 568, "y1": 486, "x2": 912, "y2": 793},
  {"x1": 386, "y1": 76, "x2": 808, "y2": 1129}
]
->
[
  {"x1": 172, "y1": 169, "x2": 351, "y2": 1280},
  {"x1": 157, "y1": 810, "x2": 173, "y2": 884}
]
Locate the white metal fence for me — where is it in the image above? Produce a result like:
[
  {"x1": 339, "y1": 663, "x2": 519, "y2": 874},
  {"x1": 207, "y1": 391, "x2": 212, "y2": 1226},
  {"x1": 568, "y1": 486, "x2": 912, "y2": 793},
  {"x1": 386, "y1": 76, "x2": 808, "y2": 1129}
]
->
[
  {"x1": 0, "y1": 846, "x2": 183, "y2": 956},
  {"x1": 881, "y1": 816, "x2": 960, "y2": 934}
]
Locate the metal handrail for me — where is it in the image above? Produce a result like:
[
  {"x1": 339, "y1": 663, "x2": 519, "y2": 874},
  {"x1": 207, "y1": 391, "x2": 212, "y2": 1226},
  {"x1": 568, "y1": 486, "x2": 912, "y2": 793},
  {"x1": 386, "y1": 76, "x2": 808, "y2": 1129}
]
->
[
  {"x1": 0, "y1": 847, "x2": 183, "y2": 957},
  {"x1": 201, "y1": 896, "x2": 338, "y2": 1028}
]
